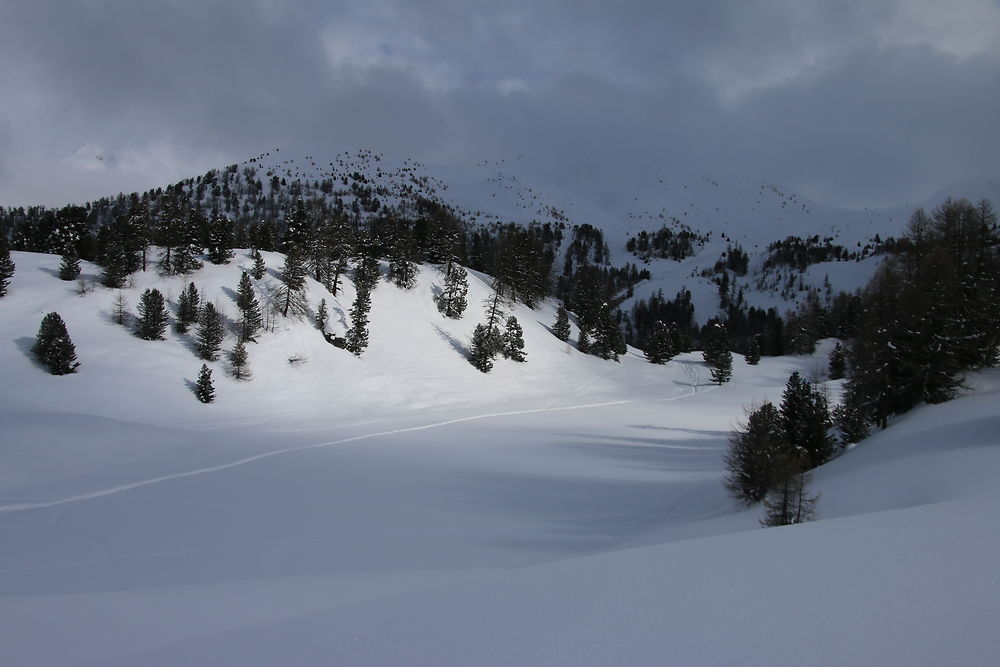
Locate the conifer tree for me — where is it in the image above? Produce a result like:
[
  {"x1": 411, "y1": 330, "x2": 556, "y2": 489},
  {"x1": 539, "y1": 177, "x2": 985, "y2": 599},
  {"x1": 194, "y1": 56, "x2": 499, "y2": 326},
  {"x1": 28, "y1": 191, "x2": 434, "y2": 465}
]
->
[
  {"x1": 176, "y1": 282, "x2": 201, "y2": 333},
  {"x1": 832, "y1": 388, "x2": 870, "y2": 445},
  {"x1": 388, "y1": 238, "x2": 418, "y2": 289},
  {"x1": 745, "y1": 334, "x2": 761, "y2": 366},
  {"x1": 724, "y1": 402, "x2": 788, "y2": 503},
  {"x1": 136, "y1": 288, "x2": 168, "y2": 340},
  {"x1": 235, "y1": 272, "x2": 262, "y2": 342},
  {"x1": 58, "y1": 247, "x2": 81, "y2": 281},
  {"x1": 780, "y1": 371, "x2": 835, "y2": 468},
  {"x1": 469, "y1": 323, "x2": 496, "y2": 373},
  {"x1": 171, "y1": 210, "x2": 204, "y2": 275},
  {"x1": 196, "y1": 302, "x2": 225, "y2": 361},
  {"x1": 0, "y1": 236, "x2": 15, "y2": 297},
  {"x1": 32, "y1": 312, "x2": 80, "y2": 375},
  {"x1": 206, "y1": 211, "x2": 234, "y2": 264},
  {"x1": 228, "y1": 340, "x2": 251, "y2": 381},
  {"x1": 99, "y1": 237, "x2": 131, "y2": 288},
  {"x1": 828, "y1": 341, "x2": 846, "y2": 379},
  {"x1": 644, "y1": 320, "x2": 675, "y2": 364},
  {"x1": 278, "y1": 246, "x2": 308, "y2": 317},
  {"x1": 345, "y1": 287, "x2": 371, "y2": 357},
  {"x1": 502, "y1": 316, "x2": 527, "y2": 362},
  {"x1": 703, "y1": 322, "x2": 733, "y2": 384},
  {"x1": 249, "y1": 248, "x2": 266, "y2": 280},
  {"x1": 315, "y1": 298, "x2": 329, "y2": 331},
  {"x1": 593, "y1": 303, "x2": 623, "y2": 361},
  {"x1": 577, "y1": 327, "x2": 591, "y2": 353},
  {"x1": 437, "y1": 262, "x2": 469, "y2": 319},
  {"x1": 552, "y1": 305, "x2": 571, "y2": 342},
  {"x1": 195, "y1": 364, "x2": 215, "y2": 403},
  {"x1": 353, "y1": 251, "x2": 381, "y2": 293}
]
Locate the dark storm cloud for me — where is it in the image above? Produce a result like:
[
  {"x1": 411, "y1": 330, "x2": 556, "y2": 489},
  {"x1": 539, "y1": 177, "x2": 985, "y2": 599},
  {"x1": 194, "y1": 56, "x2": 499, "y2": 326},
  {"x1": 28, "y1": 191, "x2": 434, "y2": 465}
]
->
[{"x1": 1, "y1": 0, "x2": 998, "y2": 208}]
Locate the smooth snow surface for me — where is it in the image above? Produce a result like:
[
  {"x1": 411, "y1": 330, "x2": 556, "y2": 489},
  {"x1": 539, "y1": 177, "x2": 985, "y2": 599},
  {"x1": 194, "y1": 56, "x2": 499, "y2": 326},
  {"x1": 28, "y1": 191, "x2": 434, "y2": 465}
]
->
[{"x1": 1, "y1": 251, "x2": 998, "y2": 666}]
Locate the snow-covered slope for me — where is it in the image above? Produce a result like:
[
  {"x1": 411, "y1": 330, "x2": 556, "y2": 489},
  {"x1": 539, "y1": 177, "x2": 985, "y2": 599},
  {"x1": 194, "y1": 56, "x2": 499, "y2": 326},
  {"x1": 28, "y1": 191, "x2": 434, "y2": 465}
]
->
[{"x1": 1, "y1": 251, "x2": 998, "y2": 666}]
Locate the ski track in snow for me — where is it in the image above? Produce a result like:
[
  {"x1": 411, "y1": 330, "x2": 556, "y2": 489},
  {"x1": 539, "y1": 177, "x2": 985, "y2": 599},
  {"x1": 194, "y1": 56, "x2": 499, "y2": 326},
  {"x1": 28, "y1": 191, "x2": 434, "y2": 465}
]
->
[{"x1": 0, "y1": 387, "x2": 711, "y2": 515}]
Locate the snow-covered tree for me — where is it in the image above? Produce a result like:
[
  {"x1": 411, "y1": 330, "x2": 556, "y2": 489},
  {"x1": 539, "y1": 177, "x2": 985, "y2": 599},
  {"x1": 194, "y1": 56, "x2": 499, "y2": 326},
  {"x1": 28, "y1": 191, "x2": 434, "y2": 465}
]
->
[
  {"x1": 195, "y1": 364, "x2": 215, "y2": 403},
  {"x1": 58, "y1": 247, "x2": 81, "y2": 281},
  {"x1": 644, "y1": 320, "x2": 675, "y2": 364},
  {"x1": 703, "y1": 321, "x2": 732, "y2": 384}
]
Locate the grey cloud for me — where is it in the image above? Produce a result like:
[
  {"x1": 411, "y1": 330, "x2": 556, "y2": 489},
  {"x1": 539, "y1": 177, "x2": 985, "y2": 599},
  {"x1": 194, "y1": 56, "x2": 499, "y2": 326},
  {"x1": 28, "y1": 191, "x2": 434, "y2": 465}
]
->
[{"x1": 0, "y1": 1, "x2": 997, "y2": 208}]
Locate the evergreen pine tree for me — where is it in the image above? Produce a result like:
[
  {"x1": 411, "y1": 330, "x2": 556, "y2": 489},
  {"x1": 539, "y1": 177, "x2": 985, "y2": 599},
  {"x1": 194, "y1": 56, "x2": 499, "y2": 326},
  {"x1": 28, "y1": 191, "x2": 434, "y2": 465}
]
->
[
  {"x1": 278, "y1": 246, "x2": 308, "y2": 317},
  {"x1": 136, "y1": 288, "x2": 168, "y2": 340},
  {"x1": 703, "y1": 322, "x2": 733, "y2": 384},
  {"x1": 0, "y1": 236, "x2": 14, "y2": 297},
  {"x1": 176, "y1": 282, "x2": 201, "y2": 333},
  {"x1": 780, "y1": 371, "x2": 835, "y2": 468},
  {"x1": 171, "y1": 210, "x2": 204, "y2": 275},
  {"x1": 552, "y1": 305, "x2": 571, "y2": 342},
  {"x1": 437, "y1": 262, "x2": 469, "y2": 319},
  {"x1": 724, "y1": 402, "x2": 788, "y2": 503},
  {"x1": 228, "y1": 340, "x2": 251, "y2": 381},
  {"x1": 832, "y1": 387, "x2": 870, "y2": 445},
  {"x1": 644, "y1": 320, "x2": 675, "y2": 364},
  {"x1": 315, "y1": 298, "x2": 329, "y2": 331},
  {"x1": 195, "y1": 364, "x2": 215, "y2": 403},
  {"x1": 196, "y1": 302, "x2": 226, "y2": 361},
  {"x1": 577, "y1": 326, "x2": 591, "y2": 353},
  {"x1": 502, "y1": 316, "x2": 527, "y2": 362},
  {"x1": 235, "y1": 272, "x2": 262, "y2": 342},
  {"x1": 345, "y1": 287, "x2": 371, "y2": 357},
  {"x1": 828, "y1": 341, "x2": 846, "y2": 379},
  {"x1": 249, "y1": 248, "x2": 266, "y2": 280},
  {"x1": 387, "y1": 238, "x2": 418, "y2": 289},
  {"x1": 206, "y1": 211, "x2": 234, "y2": 264},
  {"x1": 468, "y1": 323, "x2": 496, "y2": 373},
  {"x1": 58, "y1": 247, "x2": 81, "y2": 281},
  {"x1": 99, "y1": 237, "x2": 131, "y2": 288},
  {"x1": 32, "y1": 312, "x2": 80, "y2": 375},
  {"x1": 353, "y1": 251, "x2": 381, "y2": 292},
  {"x1": 745, "y1": 334, "x2": 761, "y2": 365}
]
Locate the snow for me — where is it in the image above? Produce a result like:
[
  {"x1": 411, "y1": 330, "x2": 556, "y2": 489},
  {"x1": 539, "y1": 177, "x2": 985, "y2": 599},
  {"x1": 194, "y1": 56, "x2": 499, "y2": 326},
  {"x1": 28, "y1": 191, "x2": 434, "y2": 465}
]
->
[{"x1": 1, "y1": 250, "x2": 999, "y2": 666}]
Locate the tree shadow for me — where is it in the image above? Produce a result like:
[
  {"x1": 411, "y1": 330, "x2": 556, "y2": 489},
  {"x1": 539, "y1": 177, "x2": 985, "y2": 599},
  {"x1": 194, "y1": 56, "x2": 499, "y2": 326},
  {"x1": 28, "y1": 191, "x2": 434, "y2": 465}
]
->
[
  {"x1": 14, "y1": 336, "x2": 44, "y2": 369},
  {"x1": 432, "y1": 324, "x2": 469, "y2": 357},
  {"x1": 37, "y1": 266, "x2": 60, "y2": 278}
]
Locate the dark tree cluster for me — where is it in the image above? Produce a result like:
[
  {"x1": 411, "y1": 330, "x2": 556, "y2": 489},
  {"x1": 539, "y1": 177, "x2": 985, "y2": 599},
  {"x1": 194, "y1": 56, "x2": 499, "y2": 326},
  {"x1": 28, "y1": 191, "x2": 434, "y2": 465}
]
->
[
  {"x1": 725, "y1": 371, "x2": 832, "y2": 526},
  {"x1": 626, "y1": 223, "x2": 706, "y2": 262},
  {"x1": 843, "y1": 199, "x2": 999, "y2": 431}
]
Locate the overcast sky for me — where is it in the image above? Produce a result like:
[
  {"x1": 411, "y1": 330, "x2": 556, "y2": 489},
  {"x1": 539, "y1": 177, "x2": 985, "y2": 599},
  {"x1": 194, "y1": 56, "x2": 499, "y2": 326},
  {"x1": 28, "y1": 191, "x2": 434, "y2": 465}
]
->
[{"x1": 1, "y1": 0, "x2": 998, "y2": 209}]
